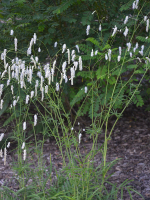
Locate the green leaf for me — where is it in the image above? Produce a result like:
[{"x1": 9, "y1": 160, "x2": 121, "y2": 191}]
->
[
  {"x1": 86, "y1": 37, "x2": 102, "y2": 50},
  {"x1": 102, "y1": 44, "x2": 111, "y2": 51},
  {"x1": 136, "y1": 36, "x2": 150, "y2": 43},
  {"x1": 52, "y1": 0, "x2": 77, "y2": 15},
  {"x1": 0, "y1": 13, "x2": 4, "y2": 18},
  {"x1": 127, "y1": 64, "x2": 138, "y2": 69},
  {"x1": 48, "y1": 28, "x2": 55, "y2": 34},
  {"x1": 134, "y1": 69, "x2": 145, "y2": 74},
  {"x1": 107, "y1": 76, "x2": 116, "y2": 85},
  {"x1": 38, "y1": 23, "x2": 45, "y2": 32},
  {"x1": 81, "y1": 11, "x2": 93, "y2": 25},
  {"x1": 96, "y1": 66, "x2": 107, "y2": 80},
  {"x1": 70, "y1": 89, "x2": 85, "y2": 107},
  {"x1": 77, "y1": 71, "x2": 95, "y2": 79},
  {"x1": 111, "y1": 68, "x2": 122, "y2": 76},
  {"x1": 16, "y1": 0, "x2": 26, "y2": 4},
  {"x1": 146, "y1": 88, "x2": 150, "y2": 95},
  {"x1": 119, "y1": 0, "x2": 134, "y2": 12}
]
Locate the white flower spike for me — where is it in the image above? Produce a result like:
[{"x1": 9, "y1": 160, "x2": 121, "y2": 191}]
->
[
  {"x1": 99, "y1": 24, "x2": 102, "y2": 31},
  {"x1": 85, "y1": 86, "x2": 88, "y2": 93},
  {"x1": 119, "y1": 47, "x2": 122, "y2": 55},
  {"x1": 0, "y1": 133, "x2": 4, "y2": 141},
  {"x1": 14, "y1": 38, "x2": 17, "y2": 51},
  {"x1": 33, "y1": 33, "x2": 37, "y2": 44},
  {"x1": 54, "y1": 42, "x2": 57, "y2": 48},
  {"x1": 56, "y1": 83, "x2": 59, "y2": 91},
  {"x1": 112, "y1": 25, "x2": 117, "y2": 37},
  {"x1": 108, "y1": 49, "x2": 111, "y2": 61},
  {"x1": 79, "y1": 133, "x2": 82, "y2": 144},
  {"x1": 79, "y1": 56, "x2": 82, "y2": 71},
  {"x1": 91, "y1": 49, "x2": 94, "y2": 57},
  {"x1": 23, "y1": 149, "x2": 26, "y2": 161},
  {"x1": 75, "y1": 45, "x2": 80, "y2": 53},
  {"x1": 124, "y1": 16, "x2": 129, "y2": 24},
  {"x1": 7, "y1": 142, "x2": 10, "y2": 148},
  {"x1": 34, "y1": 114, "x2": 37, "y2": 126},
  {"x1": 144, "y1": 16, "x2": 147, "y2": 21},
  {"x1": 67, "y1": 49, "x2": 70, "y2": 64},
  {"x1": 146, "y1": 19, "x2": 149, "y2": 32},
  {"x1": 23, "y1": 122, "x2": 26, "y2": 131},
  {"x1": 126, "y1": 42, "x2": 131, "y2": 51},
  {"x1": 10, "y1": 30, "x2": 14, "y2": 35},
  {"x1": 86, "y1": 25, "x2": 90, "y2": 35},
  {"x1": 95, "y1": 50, "x2": 98, "y2": 55},
  {"x1": 38, "y1": 47, "x2": 41, "y2": 52},
  {"x1": 105, "y1": 54, "x2": 108, "y2": 60},
  {"x1": 22, "y1": 142, "x2": 25, "y2": 149},
  {"x1": 62, "y1": 44, "x2": 66, "y2": 53},
  {"x1": 123, "y1": 27, "x2": 129, "y2": 37},
  {"x1": 118, "y1": 55, "x2": 121, "y2": 62},
  {"x1": 132, "y1": 0, "x2": 139, "y2": 9}
]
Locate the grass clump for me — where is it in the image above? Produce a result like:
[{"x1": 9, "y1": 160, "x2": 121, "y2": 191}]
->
[{"x1": 0, "y1": 0, "x2": 149, "y2": 199}]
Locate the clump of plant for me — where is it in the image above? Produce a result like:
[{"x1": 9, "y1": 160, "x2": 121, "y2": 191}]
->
[{"x1": 0, "y1": 0, "x2": 149, "y2": 199}]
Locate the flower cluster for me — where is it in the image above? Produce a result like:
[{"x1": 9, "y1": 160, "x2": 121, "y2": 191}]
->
[
  {"x1": 0, "y1": 133, "x2": 10, "y2": 165},
  {"x1": 22, "y1": 142, "x2": 26, "y2": 161}
]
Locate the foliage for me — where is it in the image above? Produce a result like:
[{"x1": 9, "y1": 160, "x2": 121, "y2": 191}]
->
[{"x1": 0, "y1": 1, "x2": 149, "y2": 117}]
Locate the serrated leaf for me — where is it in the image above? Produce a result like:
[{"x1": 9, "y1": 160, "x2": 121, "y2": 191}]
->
[
  {"x1": 86, "y1": 37, "x2": 102, "y2": 50},
  {"x1": 52, "y1": 1, "x2": 76, "y2": 15},
  {"x1": 77, "y1": 71, "x2": 95, "y2": 79},
  {"x1": 136, "y1": 36, "x2": 150, "y2": 43},
  {"x1": 81, "y1": 11, "x2": 93, "y2": 25},
  {"x1": 70, "y1": 89, "x2": 85, "y2": 107},
  {"x1": 96, "y1": 66, "x2": 107, "y2": 80},
  {"x1": 119, "y1": 0, "x2": 133, "y2": 12}
]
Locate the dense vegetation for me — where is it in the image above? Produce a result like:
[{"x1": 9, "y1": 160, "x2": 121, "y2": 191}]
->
[{"x1": 0, "y1": 0, "x2": 149, "y2": 132}]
